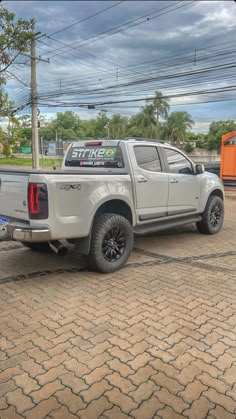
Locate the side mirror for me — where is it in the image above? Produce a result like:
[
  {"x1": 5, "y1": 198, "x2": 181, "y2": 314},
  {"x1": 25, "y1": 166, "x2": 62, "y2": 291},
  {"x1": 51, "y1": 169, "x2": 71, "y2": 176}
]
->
[{"x1": 196, "y1": 164, "x2": 204, "y2": 175}]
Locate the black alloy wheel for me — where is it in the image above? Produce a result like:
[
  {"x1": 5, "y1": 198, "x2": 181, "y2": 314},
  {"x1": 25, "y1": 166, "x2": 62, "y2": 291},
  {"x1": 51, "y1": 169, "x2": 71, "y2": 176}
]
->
[{"x1": 102, "y1": 227, "x2": 126, "y2": 262}]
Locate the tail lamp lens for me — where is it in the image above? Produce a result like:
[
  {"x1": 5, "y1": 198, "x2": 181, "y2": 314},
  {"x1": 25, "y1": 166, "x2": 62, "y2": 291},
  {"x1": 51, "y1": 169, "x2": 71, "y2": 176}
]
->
[
  {"x1": 29, "y1": 184, "x2": 40, "y2": 214},
  {"x1": 28, "y1": 183, "x2": 48, "y2": 219}
]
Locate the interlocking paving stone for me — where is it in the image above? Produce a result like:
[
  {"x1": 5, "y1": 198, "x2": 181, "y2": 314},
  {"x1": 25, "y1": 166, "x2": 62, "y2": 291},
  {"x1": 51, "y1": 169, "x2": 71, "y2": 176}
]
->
[{"x1": 0, "y1": 198, "x2": 236, "y2": 416}]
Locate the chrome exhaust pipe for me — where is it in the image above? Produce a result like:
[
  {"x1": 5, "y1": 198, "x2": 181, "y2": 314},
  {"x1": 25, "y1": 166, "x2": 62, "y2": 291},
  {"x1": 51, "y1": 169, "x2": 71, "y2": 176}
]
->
[{"x1": 49, "y1": 240, "x2": 68, "y2": 256}]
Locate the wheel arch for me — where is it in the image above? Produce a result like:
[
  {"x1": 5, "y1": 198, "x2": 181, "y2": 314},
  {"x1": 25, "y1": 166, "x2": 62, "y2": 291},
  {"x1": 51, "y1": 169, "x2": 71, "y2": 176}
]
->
[
  {"x1": 94, "y1": 199, "x2": 133, "y2": 225},
  {"x1": 199, "y1": 187, "x2": 224, "y2": 213},
  {"x1": 209, "y1": 188, "x2": 224, "y2": 201},
  {"x1": 197, "y1": 189, "x2": 224, "y2": 235},
  {"x1": 75, "y1": 199, "x2": 133, "y2": 255}
]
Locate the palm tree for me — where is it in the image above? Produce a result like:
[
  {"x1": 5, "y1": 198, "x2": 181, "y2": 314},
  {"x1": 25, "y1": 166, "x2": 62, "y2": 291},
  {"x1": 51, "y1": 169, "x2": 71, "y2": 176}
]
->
[
  {"x1": 108, "y1": 114, "x2": 128, "y2": 139},
  {"x1": 135, "y1": 105, "x2": 156, "y2": 138},
  {"x1": 160, "y1": 111, "x2": 194, "y2": 147},
  {"x1": 148, "y1": 91, "x2": 169, "y2": 138}
]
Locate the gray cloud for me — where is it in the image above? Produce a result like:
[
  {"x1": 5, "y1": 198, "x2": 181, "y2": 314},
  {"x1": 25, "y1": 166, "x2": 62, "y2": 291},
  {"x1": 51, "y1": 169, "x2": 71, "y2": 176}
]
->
[{"x1": 3, "y1": 0, "x2": 236, "y2": 129}]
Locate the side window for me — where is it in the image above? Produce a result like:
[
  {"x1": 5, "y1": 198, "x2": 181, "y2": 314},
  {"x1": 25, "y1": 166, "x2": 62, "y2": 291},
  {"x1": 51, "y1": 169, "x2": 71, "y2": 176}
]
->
[
  {"x1": 164, "y1": 148, "x2": 193, "y2": 174},
  {"x1": 225, "y1": 136, "x2": 236, "y2": 145},
  {"x1": 134, "y1": 146, "x2": 162, "y2": 172}
]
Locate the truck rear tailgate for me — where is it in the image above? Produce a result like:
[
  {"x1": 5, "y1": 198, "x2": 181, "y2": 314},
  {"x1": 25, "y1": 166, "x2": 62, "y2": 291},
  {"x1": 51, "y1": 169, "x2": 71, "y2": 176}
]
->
[{"x1": 0, "y1": 172, "x2": 29, "y2": 221}]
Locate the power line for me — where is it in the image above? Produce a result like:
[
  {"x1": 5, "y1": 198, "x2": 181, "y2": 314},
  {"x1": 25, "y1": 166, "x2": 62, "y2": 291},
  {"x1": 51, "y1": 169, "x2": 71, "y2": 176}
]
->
[
  {"x1": 16, "y1": 72, "x2": 236, "y2": 110},
  {"x1": 27, "y1": 1, "x2": 198, "y2": 95},
  {"x1": 51, "y1": 1, "x2": 196, "y2": 58},
  {"x1": 37, "y1": 38, "x2": 236, "y2": 87},
  {"x1": 35, "y1": 61, "x2": 236, "y2": 100},
  {"x1": 18, "y1": 38, "x2": 236, "y2": 96},
  {"x1": 12, "y1": 49, "x2": 236, "y2": 110},
  {"x1": 10, "y1": 18, "x2": 236, "y2": 115},
  {"x1": 37, "y1": 40, "x2": 113, "y2": 72},
  {"x1": 42, "y1": 36, "x2": 119, "y2": 68},
  {"x1": 36, "y1": 84, "x2": 236, "y2": 107},
  {"x1": 48, "y1": 1, "x2": 125, "y2": 37},
  {"x1": 33, "y1": 41, "x2": 236, "y2": 91},
  {"x1": 13, "y1": 54, "x2": 236, "y2": 98},
  {"x1": 43, "y1": 1, "x2": 193, "y2": 58},
  {"x1": 15, "y1": 91, "x2": 236, "y2": 115}
]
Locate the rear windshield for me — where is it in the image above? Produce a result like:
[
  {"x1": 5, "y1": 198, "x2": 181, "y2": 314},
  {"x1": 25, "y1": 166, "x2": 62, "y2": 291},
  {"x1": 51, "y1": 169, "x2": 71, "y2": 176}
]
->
[{"x1": 65, "y1": 145, "x2": 124, "y2": 168}]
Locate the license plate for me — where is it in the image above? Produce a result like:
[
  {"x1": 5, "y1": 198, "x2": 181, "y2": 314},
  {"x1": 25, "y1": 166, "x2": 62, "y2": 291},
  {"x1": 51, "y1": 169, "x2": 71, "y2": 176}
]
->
[
  {"x1": 0, "y1": 217, "x2": 9, "y2": 224},
  {"x1": 0, "y1": 217, "x2": 9, "y2": 236}
]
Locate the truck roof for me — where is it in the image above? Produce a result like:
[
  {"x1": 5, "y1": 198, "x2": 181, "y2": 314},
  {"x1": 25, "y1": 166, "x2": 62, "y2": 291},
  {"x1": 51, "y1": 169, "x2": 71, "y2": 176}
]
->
[
  {"x1": 123, "y1": 137, "x2": 171, "y2": 147},
  {"x1": 71, "y1": 138, "x2": 172, "y2": 148}
]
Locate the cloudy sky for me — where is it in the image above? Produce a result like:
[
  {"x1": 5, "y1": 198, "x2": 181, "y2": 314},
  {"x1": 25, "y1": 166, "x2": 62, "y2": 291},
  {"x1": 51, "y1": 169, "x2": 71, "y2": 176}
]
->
[{"x1": 3, "y1": 0, "x2": 236, "y2": 131}]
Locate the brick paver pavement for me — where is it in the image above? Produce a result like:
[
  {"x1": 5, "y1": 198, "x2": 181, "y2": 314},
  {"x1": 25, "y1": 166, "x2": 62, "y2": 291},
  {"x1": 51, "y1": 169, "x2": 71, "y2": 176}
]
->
[{"x1": 0, "y1": 196, "x2": 236, "y2": 418}]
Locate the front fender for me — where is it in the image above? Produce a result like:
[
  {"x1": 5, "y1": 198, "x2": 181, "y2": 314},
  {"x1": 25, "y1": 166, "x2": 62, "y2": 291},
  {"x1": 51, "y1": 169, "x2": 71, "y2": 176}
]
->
[{"x1": 198, "y1": 172, "x2": 224, "y2": 213}]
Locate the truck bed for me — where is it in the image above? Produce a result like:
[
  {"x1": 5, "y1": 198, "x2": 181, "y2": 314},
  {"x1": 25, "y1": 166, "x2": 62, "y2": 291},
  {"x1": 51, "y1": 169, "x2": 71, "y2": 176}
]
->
[
  {"x1": 0, "y1": 168, "x2": 128, "y2": 175},
  {"x1": 0, "y1": 167, "x2": 133, "y2": 241}
]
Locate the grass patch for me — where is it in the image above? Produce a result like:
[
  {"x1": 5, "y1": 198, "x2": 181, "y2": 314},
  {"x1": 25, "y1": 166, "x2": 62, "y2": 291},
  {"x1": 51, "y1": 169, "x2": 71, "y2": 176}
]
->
[{"x1": 0, "y1": 157, "x2": 63, "y2": 168}]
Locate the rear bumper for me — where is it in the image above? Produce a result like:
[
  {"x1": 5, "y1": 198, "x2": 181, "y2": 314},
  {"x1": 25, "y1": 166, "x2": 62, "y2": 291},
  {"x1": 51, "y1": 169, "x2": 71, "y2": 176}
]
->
[
  {"x1": 0, "y1": 218, "x2": 51, "y2": 242},
  {"x1": 13, "y1": 228, "x2": 51, "y2": 242}
]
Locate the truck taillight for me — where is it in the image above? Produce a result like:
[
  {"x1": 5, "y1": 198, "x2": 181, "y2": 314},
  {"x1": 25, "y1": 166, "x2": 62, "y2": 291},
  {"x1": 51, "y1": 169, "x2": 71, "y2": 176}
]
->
[
  {"x1": 28, "y1": 183, "x2": 48, "y2": 219},
  {"x1": 29, "y1": 184, "x2": 40, "y2": 214}
]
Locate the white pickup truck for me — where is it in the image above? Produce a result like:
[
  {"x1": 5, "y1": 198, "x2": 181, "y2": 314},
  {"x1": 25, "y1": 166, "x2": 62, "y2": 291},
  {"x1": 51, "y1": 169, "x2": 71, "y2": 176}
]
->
[{"x1": 0, "y1": 139, "x2": 224, "y2": 273}]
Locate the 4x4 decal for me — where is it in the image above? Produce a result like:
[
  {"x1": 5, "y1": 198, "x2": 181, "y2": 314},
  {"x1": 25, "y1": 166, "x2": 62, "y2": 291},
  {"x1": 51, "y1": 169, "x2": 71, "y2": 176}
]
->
[{"x1": 60, "y1": 184, "x2": 81, "y2": 191}]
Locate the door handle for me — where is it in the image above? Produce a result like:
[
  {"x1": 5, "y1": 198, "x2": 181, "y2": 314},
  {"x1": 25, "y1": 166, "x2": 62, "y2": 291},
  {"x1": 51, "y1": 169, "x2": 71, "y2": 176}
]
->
[
  {"x1": 171, "y1": 179, "x2": 179, "y2": 184},
  {"x1": 137, "y1": 176, "x2": 148, "y2": 183}
]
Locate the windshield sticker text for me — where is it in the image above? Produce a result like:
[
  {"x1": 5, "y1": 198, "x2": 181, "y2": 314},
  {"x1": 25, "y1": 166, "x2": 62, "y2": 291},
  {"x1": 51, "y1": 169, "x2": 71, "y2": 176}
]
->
[{"x1": 71, "y1": 147, "x2": 117, "y2": 160}]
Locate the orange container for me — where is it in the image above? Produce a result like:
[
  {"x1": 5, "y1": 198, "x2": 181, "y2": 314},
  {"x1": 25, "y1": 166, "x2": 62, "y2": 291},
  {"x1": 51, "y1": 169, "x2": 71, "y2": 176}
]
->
[{"x1": 220, "y1": 131, "x2": 236, "y2": 189}]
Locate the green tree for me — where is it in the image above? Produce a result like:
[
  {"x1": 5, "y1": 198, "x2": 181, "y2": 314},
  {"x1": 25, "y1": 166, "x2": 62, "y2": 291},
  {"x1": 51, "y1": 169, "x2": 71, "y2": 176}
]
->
[
  {"x1": 0, "y1": 89, "x2": 13, "y2": 116},
  {"x1": 195, "y1": 133, "x2": 208, "y2": 149},
  {"x1": 57, "y1": 127, "x2": 77, "y2": 142},
  {"x1": 77, "y1": 118, "x2": 96, "y2": 139},
  {"x1": 185, "y1": 132, "x2": 209, "y2": 149},
  {"x1": 19, "y1": 126, "x2": 31, "y2": 142},
  {"x1": 126, "y1": 113, "x2": 146, "y2": 138},
  {"x1": 108, "y1": 114, "x2": 128, "y2": 139},
  {"x1": 45, "y1": 111, "x2": 80, "y2": 142},
  {"x1": 94, "y1": 112, "x2": 109, "y2": 138},
  {"x1": 161, "y1": 111, "x2": 194, "y2": 146},
  {"x1": 135, "y1": 105, "x2": 156, "y2": 138},
  {"x1": 0, "y1": 92, "x2": 15, "y2": 155},
  {"x1": 184, "y1": 142, "x2": 194, "y2": 153},
  {"x1": 18, "y1": 114, "x2": 31, "y2": 127},
  {"x1": 0, "y1": 127, "x2": 9, "y2": 155},
  {"x1": 52, "y1": 111, "x2": 79, "y2": 131},
  {"x1": 1, "y1": 115, "x2": 22, "y2": 156},
  {"x1": 207, "y1": 120, "x2": 236, "y2": 151},
  {"x1": 39, "y1": 127, "x2": 55, "y2": 142},
  {"x1": 0, "y1": 5, "x2": 35, "y2": 83},
  {"x1": 148, "y1": 91, "x2": 169, "y2": 138}
]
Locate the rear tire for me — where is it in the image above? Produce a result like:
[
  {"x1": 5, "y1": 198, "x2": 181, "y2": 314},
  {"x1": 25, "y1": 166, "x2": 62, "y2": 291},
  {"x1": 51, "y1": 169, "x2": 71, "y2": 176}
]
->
[
  {"x1": 21, "y1": 242, "x2": 52, "y2": 253},
  {"x1": 87, "y1": 213, "x2": 133, "y2": 273},
  {"x1": 196, "y1": 195, "x2": 224, "y2": 235}
]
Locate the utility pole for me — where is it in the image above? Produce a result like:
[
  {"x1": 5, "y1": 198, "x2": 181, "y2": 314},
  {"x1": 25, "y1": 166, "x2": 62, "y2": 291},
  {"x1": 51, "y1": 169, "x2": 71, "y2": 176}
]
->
[
  {"x1": 20, "y1": 33, "x2": 49, "y2": 169},
  {"x1": 55, "y1": 130, "x2": 58, "y2": 156},
  {"x1": 31, "y1": 35, "x2": 39, "y2": 169},
  {"x1": 40, "y1": 136, "x2": 44, "y2": 169},
  {"x1": 155, "y1": 108, "x2": 159, "y2": 140}
]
